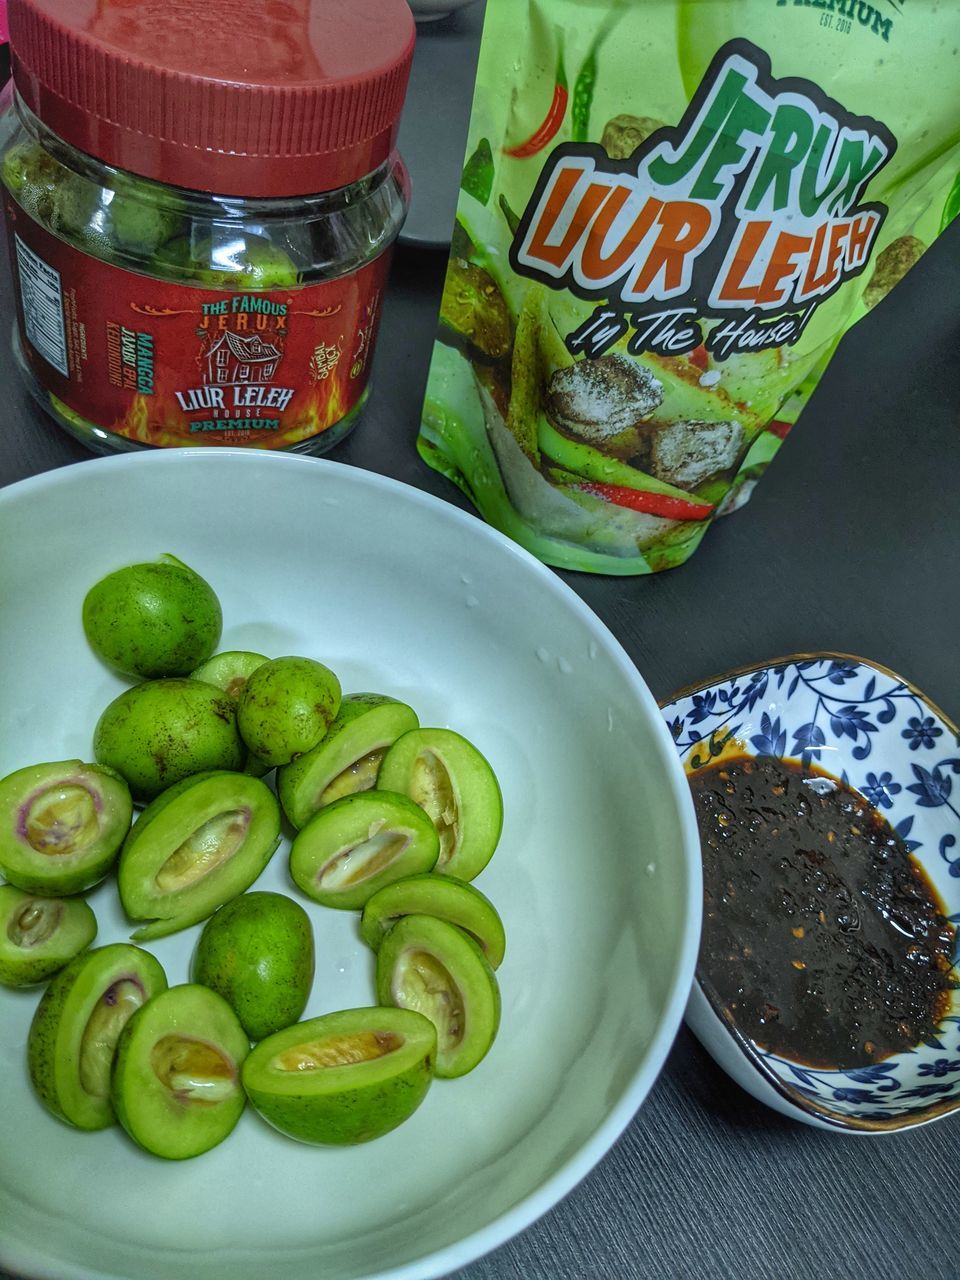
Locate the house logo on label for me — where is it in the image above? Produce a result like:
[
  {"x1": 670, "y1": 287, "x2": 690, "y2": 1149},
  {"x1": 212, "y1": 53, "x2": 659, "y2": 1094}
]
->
[{"x1": 204, "y1": 331, "x2": 282, "y2": 386}]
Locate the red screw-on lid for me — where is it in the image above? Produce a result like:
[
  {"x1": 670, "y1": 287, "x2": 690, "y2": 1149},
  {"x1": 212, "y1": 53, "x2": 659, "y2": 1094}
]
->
[{"x1": 8, "y1": 0, "x2": 416, "y2": 196}]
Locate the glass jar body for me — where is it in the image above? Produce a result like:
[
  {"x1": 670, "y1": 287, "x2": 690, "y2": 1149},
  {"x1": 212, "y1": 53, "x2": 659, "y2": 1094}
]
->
[{"x1": 0, "y1": 88, "x2": 409, "y2": 454}]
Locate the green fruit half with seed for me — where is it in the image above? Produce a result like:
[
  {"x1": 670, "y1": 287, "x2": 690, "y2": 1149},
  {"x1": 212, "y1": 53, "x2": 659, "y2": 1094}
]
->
[
  {"x1": 376, "y1": 914, "x2": 500, "y2": 1078},
  {"x1": 28, "y1": 943, "x2": 167, "y2": 1129},
  {"x1": 0, "y1": 760, "x2": 132, "y2": 894},
  {"x1": 289, "y1": 791, "x2": 440, "y2": 911},
  {"x1": 193, "y1": 892, "x2": 314, "y2": 1040},
  {"x1": 241, "y1": 1006, "x2": 436, "y2": 1145},
  {"x1": 118, "y1": 771, "x2": 282, "y2": 940},
  {"x1": 277, "y1": 694, "x2": 420, "y2": 830},
  {"x1": 361, "y1": 874, "x2": 506, "y2": 969},
  {"x1": 112, "y1": 984, "x2": 250, "y2": 1159},
  {"x1": 93, "y1": 678, "x2": 245, "y2": 803},
  {"x1": 237, "y1": 656, "x2": 341, "y2": 767},
  {"x1": 0, "y1": 885, "x2": 97, "y2": 987},
  {"x1": 377, "y1": 729, "x2": 503, "y2": 881},
  {"x1": 82, "y1": 555, "x2": 222, "y2": 679}
]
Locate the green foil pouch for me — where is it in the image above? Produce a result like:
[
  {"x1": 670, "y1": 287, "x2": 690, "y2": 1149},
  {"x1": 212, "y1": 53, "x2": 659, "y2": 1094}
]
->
[{"x1": 419, "y1": 0, "x2": 960, "y2": 574}]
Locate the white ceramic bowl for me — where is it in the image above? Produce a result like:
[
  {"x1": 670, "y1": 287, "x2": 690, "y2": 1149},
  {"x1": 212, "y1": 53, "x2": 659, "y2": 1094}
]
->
[
  {"x1": 663, "y1": 654, "x2": 960, "y2": 1134},
  {"x1": 0, "y1": 450, "x2": 700, "y2": 1280}
]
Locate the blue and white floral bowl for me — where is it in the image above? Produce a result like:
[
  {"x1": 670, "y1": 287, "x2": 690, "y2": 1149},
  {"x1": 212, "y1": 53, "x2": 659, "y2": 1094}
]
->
[{"x1": 662, "y1": 653, "x2": 960, "y2": 1133}]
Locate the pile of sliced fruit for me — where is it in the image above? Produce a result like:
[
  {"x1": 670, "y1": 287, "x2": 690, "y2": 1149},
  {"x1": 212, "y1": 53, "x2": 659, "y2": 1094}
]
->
[{"x1": 0, "y1": 555, "x2": 506, "y2": 1159}]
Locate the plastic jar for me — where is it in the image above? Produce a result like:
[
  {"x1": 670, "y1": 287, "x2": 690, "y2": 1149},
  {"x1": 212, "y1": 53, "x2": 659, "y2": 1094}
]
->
[{"x1": 0, "y1": 0, "x2": 414, "y2": 454}]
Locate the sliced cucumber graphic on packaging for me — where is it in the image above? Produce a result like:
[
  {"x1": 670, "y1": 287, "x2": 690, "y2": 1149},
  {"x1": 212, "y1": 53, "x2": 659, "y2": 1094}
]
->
[
  {"x1": 277, "y1": 694, "x2": 419, "y2": 830},
  {"x1": 112, "y1": 984, "x2": 250, "y2": 1159},
  {"x1": 361, "y1": 874, "x2": 506, "y2": 969},
  {"x1": 0, "y1": 885, "x2": 97, "y2": 987},
  {"x1": 377, "y1": 729, "x2": 503, "y2": 881},
  {"x1": 28, "y1": 943, "x2": 167, "y2": 1130},
  {"x1": 376, "y1": 914, "x2": 500, "y2": 1078},
  {"x1": 118, "y1": 771, "x2": 282, "y2": 940},
  {"x1": 289, "y1": 791, "x2": 440, "y2": 911},
  {"x1": 0, "y1": 759, "x2": 133, "y2": 895},
  {"x1": 241, "y1": 1006, "x2": 437, "y2": 1145}
]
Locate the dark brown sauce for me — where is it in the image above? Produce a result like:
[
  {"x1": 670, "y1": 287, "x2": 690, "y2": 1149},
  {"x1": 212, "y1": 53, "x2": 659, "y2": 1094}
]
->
[{"x1": 690, "y1": 755, "x2": 956, "y2": 1070}]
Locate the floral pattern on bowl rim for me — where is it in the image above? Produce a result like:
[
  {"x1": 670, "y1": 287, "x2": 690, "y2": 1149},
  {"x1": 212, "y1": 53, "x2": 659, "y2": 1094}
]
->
[{"x1": 661, "y1": 652, "x2": 960, "y2": 1132}]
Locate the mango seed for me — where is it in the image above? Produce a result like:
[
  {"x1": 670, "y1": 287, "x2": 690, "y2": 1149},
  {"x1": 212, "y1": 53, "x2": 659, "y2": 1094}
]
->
[
  {"x1": 394, "y1": 949, "x2": 465, "y2": 1050},
  {"x1": 409, "y1": 751, "x2": 460, "y2": 864},
  {"x1": 24, "y1": 785, "x2": 99, "y2": 854},
  {"x1": 273, "y1": 1030, "x2": 403, "y2": 1072},
  {"x1": 9, "y1": 897, "x2": 64, "y2": 947},
  {"x1": 150, "y1": 1034, "x2": 236, "y2": 1104},
  {"x1": 78, "y1": 978, "x2": 147, "y2": 1097},
  {"x1": 320, "y1": 748, "x2": 386, "y2": 806},
  {"x1": 154, "y1": 808, "x2": 251, "y2": 892}
]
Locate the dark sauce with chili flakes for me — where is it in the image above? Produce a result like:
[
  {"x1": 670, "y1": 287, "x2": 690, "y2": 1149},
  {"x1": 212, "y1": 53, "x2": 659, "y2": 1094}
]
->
[{"x1": 690, "y1": 755, "x2": 956, "y2": 1070}]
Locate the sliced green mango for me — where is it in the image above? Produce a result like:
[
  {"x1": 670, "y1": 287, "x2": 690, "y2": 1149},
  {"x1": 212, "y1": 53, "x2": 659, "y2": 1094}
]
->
[
  {"x1": 112, "y1": 984, "x2": 249, "y2": 1159},
  {"x1": 361, "y1": 874, "x2": 505, "y2": 969},
  {"x1": 241, "y1": 1006, "x2": 436, "y2": 1145},
  {"x1": 289, "y1": 790, "x2": 440, "y2": 911},
  {"x1": 376, "y1": 914, "x2": 500, "y2": 1078},
  {"x1": 0, "y1": 886, "x2": 97, "y2": 987},
  {"x1": 377, "y1": 729, "x2": 502, "y2": 881},
  {"x1": 0, "y1": 760, "x2": 132, "y2": 895},
  {"x1": 277, "y1": 694, "x2": 419, "y2": 830},
  {"x1": 118, "y1": 771, "x2": 281, "y2": 940},
  {"x1": 28, "y1": 943, "x2": 167, "y2": 1130},
  {"x1": 537, "y1": 416, "x2": 704, "y2": 500}
]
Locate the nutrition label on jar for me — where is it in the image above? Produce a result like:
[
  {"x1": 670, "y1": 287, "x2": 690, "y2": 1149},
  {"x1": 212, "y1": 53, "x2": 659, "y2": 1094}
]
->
[{"x1": 13, "y1": 233, "x2": 68, "y2": 376}]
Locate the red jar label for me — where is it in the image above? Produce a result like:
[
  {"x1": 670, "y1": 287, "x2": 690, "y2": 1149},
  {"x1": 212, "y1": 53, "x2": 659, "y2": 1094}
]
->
[{"x1": 4, "y1": 195, "x2": 390, "y2": 448}]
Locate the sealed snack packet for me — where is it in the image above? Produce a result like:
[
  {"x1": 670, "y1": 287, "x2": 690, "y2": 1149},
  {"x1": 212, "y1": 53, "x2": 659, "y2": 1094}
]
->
[{"x1": 420, "y1": 0, "x2": 960, "y2": 574}]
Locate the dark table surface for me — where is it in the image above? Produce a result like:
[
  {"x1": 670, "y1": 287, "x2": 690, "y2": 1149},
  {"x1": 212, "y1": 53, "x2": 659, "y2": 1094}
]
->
[{"x1": 3, "y1": 48, "x2": 960, "y2": 1280}]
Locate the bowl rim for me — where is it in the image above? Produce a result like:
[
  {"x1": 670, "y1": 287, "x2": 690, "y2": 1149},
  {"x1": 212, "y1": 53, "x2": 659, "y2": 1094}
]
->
[
  {"x1": 0, "y1": 447, "x2": 705, "y2": 1279},
  {"x1": 661, "y1": 649, "x2": 960, "y2": 1135}
]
